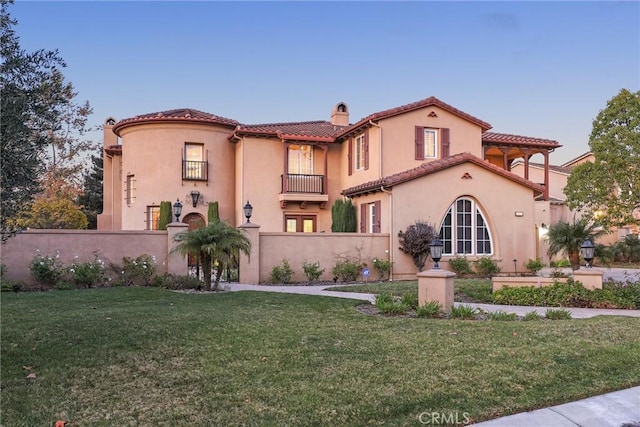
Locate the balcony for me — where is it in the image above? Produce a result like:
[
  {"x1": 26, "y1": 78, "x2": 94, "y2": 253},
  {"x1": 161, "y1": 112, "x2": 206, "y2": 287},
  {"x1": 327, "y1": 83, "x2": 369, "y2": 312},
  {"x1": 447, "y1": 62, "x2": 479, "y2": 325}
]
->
[
  {"x1": 279, "y1": 174, "x2": 329, "y2": 209},
  {"x1": 182, "y1": 160, "x2": 208, "y2": 181}
]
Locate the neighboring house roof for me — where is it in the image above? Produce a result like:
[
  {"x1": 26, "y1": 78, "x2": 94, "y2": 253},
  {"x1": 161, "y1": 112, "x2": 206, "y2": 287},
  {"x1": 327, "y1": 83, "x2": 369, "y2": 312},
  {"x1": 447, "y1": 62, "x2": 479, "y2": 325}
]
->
[
  {"x1": 482, "y1": 132, "x2": 561, "y2": 149},
  {"x1": 337, "y1": 96, "x2": 492, "y2": 139},
  {"x1": 231, "y1": 120, "x2": 347, "y2": 143},
  {"x1": 342, "y1": 152, "x2": 545, "y2": 197},
  {"x1": 112, "y1": 108, "x2": 239, "y2": 136},
  {"x1": 511, "y1": 160, "x2": 572, "y2": 175},
  {"x1": 561, "y1": 151, "x2": 593, "y2": 168},
  {"x1": 105, "y1": 145, "x2": 122, "y2": 156}
]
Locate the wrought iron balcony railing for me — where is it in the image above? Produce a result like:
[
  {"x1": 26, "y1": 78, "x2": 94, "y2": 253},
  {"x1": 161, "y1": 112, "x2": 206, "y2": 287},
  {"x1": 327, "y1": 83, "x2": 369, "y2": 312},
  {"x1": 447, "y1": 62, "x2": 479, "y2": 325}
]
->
[
  {"x1": 182, "y1": 160, "x2": 208, "y2": 181},
  {"x1": 281, "y1": 174, "x2": 324, "y2": 194}
]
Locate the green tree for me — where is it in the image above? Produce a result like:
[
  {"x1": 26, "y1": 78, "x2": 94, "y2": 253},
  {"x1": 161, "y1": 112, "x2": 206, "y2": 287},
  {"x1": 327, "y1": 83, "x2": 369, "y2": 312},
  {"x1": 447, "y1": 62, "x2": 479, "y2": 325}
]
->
[
  {"x1": 158, "y1": 201, "x2": 172, "y2": 230},
  {"x1": 398, "y1": 221, "x2": 437, "y2": 271},
  {"x1": 17, "y1": 197, "x2": 88, "y2": 229},
  {"x1": 564, "y1": 89, "x2": 640, "y2": 228},
  {"x1": 78, "y1": 151, "x2": 103, "y2": 229},
  {"x1": 545, "y1": 218, "x2": 607, "y2": 270},
  {"x1": 173, "y1": 221, "x2": 251, "y2": 291},
  {"x1": 331, "y1": 198, "x2": 357, "y2": 232},
  {"x1": 208, "y1": 201, "x2": 220, "y2": 224},
  {"x1": 0, "y1": 0, "x2": 94, "y2": 241}
]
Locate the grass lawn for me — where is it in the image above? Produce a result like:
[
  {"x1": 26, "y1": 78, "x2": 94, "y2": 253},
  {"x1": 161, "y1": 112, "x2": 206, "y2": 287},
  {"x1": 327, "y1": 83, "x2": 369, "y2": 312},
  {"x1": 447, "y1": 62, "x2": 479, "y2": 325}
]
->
[
  {"x1": 2, "y1": 288, "x2": 640, "y2": 426},
  {"x1": 328, "y1": 279, "x2": 494, "y2": 303}
]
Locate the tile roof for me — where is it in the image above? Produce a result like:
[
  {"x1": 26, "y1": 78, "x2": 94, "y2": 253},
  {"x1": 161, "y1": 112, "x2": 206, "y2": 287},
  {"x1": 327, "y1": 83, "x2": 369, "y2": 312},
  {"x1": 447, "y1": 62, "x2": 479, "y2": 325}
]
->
[
  {"x1": 482, "y1": 132, "x2": 561, "y2": 148},
  {"x1": 232, "y1": 121, "x2": 347, "y2": 142},
  {"x1": 337, "y1": 96, "x2": 493, "y2": 139},
  {"x1": 112, "y1": 108, "x2": 239, "y2": 136},
  {"x1": 104, "y1": 145, "x2": 122, "y2": 155},
  {"x1": 342, "y1": 152, "x2": 545, "y2": 197}
]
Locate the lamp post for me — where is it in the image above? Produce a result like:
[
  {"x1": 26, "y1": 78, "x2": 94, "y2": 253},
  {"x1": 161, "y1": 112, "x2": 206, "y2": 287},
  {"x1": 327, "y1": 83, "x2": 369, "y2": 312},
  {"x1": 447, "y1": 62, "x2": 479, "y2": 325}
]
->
[
  {"x1": 173, "y1": 199, "x2": 183, "y2": 222},
  {"x1": 243, "y1": 200, "x2": 253, "y2": 223},
  {"x1": 190, "y1": 190, "x2": 200, "y2": 208},
  {"x1": 429, "y1": 238, "x2": 443, "y2": 269},
  {"x1": 580, "y1": 239, "x2": 595, "y2": 268}
]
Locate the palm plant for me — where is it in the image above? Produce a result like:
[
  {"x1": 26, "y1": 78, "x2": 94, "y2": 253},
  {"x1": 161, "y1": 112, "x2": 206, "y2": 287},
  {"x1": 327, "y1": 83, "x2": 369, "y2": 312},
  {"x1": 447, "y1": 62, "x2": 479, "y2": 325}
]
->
[
  {"x1": 545, "y1": 218, "x2": 607, "y2": 270},
  {"x1": 173, "y1": 221, "x2": 251, "y2": 290}
]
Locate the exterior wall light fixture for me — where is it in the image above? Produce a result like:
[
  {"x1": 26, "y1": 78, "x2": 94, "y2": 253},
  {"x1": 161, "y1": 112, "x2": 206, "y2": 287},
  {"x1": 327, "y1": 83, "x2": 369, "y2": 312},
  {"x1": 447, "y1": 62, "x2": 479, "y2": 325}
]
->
[
  {"x1": 173, "y1": 199, "x2": 183, "y2": 222},
  {"x1": 429, "y1": 238, "x2": 443, "y2": 269},
  {"x1": 580, "y1": 239, "x2": 595, "y2": 268},
  {"x1": 243, "y1": 200, "x2": 253, "y2": 223},
  {"x1": 190, "y1": 190, "x2": 200, "y2": 208}
]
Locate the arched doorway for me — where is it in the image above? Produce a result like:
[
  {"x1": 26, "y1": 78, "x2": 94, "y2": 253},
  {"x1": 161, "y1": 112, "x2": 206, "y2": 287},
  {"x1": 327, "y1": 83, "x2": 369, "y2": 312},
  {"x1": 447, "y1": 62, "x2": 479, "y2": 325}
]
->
[{"x1": 182, "y1": 213, "x2": 206, "y2": 277}]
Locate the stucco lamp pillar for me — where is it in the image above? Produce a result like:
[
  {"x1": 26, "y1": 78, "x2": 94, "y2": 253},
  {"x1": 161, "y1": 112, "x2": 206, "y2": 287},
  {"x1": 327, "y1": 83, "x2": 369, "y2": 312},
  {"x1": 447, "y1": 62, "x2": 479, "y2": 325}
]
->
[
  {"x1": 573, "y1": 239, "x2": 603, "y2": 290},
  {"x1": 167, "y1": 222, "x2": 188, "y2": 276},
  {"x1": 417, "y1": 238, "x2": 456, "y2": 312},
  {"x1": 238, "y1": 201, "x2": 260, "y2": 284}
]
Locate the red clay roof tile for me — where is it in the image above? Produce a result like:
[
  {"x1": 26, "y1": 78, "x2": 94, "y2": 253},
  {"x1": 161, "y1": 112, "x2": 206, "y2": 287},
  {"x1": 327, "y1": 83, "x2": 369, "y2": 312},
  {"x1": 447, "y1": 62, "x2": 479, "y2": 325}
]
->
[
  {"x1": 337, "y1": 96, "x2": 493, "y2": 139},
  {"x1": 232, "y1": 120, "x2": 347, "y2": 142},
  {"x1": 113, "y1": 108, "x2": 239, "y2": 136},
  {"x1": 342, "y1": 152, "x2": 545, "y2": 197},
  {"x1": 482, "y1": 132, "x2": 561, "y2": 148}
]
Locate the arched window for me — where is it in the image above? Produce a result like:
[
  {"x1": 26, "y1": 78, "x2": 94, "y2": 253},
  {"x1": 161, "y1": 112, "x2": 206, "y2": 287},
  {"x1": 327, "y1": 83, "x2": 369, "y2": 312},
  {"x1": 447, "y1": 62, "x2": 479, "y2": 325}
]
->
[{"x1": 439, "y1": 198, "x2": 492, "y2": 255}]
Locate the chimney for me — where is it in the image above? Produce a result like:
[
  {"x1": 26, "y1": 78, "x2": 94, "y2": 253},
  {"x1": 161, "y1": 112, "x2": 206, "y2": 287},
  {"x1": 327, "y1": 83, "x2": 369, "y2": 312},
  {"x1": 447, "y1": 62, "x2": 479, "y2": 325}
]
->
[{"x1": 331, "y1": 102, "x2": 349, "y2": 126}]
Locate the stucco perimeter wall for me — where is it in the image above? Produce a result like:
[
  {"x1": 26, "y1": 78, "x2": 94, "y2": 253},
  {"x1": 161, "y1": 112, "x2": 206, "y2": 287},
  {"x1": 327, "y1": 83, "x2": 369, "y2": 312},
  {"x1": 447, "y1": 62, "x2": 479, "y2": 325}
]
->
[
  {"x1": 2, "y1": 230, "x2": 168, "y2": 284},
  {"x1": 258, "y1": 232, "x2": 389, "y2": 283}
]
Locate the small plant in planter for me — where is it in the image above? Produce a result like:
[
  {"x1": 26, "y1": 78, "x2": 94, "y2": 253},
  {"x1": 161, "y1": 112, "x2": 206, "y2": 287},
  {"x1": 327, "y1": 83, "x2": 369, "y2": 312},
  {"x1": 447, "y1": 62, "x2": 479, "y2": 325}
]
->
[
  {"x1": 524, "y1": 258, "x2": 545, "y2": 276},
  {"x1": 416, "y1": 301, "x2": 442, "y2": 318},
  {"x1": 474, "y1": 257, "x2": 501, "y2": 278},
  {"x1": 449, "y1": 256, "x2": 474, "y2": 277}
]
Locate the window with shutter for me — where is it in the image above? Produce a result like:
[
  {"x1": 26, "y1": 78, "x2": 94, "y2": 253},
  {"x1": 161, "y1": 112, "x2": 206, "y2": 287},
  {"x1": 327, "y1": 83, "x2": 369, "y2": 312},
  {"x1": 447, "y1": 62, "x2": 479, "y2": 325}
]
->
[
  {"x1": 441, "y1": 128, "x2": 450, "y2": 158},
  {"x1": 360, "y1": 204, "x2": 367, "y2": 233},
  {"x1": 348, "y1": 138, "x2": 353, "y2": 176}
]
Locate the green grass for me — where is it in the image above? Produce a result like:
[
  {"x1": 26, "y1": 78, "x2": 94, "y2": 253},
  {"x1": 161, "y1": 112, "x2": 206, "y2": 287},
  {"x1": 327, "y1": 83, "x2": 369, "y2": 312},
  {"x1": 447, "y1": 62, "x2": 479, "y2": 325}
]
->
[
  {"x1": 328, "y1": 279, "x2": 494, "y2": 303},
  {"x1": 2, "y1": 288, "x2": 640, "y2": 426}
]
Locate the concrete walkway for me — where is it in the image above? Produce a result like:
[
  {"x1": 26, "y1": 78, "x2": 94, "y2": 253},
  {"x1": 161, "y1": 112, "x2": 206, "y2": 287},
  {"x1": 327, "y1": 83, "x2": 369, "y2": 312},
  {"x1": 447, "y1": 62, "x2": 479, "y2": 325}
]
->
[
  {"x1": 471, "y1": 386, "x2": 640, "y2": 427},
  {"x1": 227, "y1": 283, "x2": 640, "y2": 318},
  {"x1": 227, "y1": 281, "x2": 640, "y2": 427}
]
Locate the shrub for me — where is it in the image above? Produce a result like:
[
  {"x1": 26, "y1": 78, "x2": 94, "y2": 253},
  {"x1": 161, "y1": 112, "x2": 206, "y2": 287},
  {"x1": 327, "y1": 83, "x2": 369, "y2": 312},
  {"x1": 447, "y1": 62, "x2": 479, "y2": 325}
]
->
[
  {"x1": 545, "y1": 308, "x2": 572, "y2": 320},
  {"x1": 301, "y1": 260, "x2": 325, "y2": 283},
  {"x1": 331, "y1": 199, "x2": 357, "y2": 232},
  {"x1": 486, "y1": 310, "x2": 517, "y2": 321},
  {"x1": 158, "y1": 201, "x2": 172, "y2": 230},
  {"x1": 372, "y1": 257, "x2": 392, "y2": 280},
  {"x1": 30, "y1": 251, "x2": 65, "y2": 287},
  {"x1": 332, "y1": 259, "x2": 363, "y2": 282},
  {"x1": 524, "y1": 258, "x2": 545, "y2": 275},
  {"x1": 398, "y1": 221, "x2": 437, "y2": 271},
  {"x1": 375, "y1": 293, "x2": 410, "y2": 314},
  {"x1": 0, "y1": 265, "x2": 24, "y2": 293},
  {"x1": 522, "y1": 311, "x2": 542, "y2": 321},
  {"x1": 450, "y1": 305, "x2": 478, "y2": 319},
  {"x1": 416, "y1": 301, "x2": 442, "y2": 318},
  {"x1": 155, "y1": 274, "x2": 204, "y2": 290},
  {"x1": 401, "y1": 292, "x2": 419, "y2": 310},
  {"x1": 69, "y1": 252, "x2": 107, "y2": 288},
  {"x1": 111, "y1": 254, "x2": 157, "y2": 287},
  {"x1": 474, "y1": 257, "x2": 501, "y2": 278},
  {"x1": 270, "y1": 259, "x2": 294, "y2": 284},
  {"x1": 449, "y1": 256, "x2": 473, "y2": 276},
  {"x1": 492, "y1": 278, "x2": 638, "y2": 309},
  {"x1": 603, "y1": 279, "x2": 640, "y2": 309}
]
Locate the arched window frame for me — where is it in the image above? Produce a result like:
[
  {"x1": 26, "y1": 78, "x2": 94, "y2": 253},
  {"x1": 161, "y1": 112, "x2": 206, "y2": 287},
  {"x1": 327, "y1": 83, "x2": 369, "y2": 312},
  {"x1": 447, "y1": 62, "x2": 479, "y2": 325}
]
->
[{"x1": 439, "y1": 197, "x2": 493, "y2": 256}]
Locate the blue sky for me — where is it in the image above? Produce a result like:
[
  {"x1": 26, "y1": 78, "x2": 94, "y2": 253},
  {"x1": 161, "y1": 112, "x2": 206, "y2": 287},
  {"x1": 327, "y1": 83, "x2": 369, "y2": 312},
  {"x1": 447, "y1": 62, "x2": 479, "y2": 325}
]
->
[{"x1": 10, "y1": 1, "x2": 640, "y2": 164}]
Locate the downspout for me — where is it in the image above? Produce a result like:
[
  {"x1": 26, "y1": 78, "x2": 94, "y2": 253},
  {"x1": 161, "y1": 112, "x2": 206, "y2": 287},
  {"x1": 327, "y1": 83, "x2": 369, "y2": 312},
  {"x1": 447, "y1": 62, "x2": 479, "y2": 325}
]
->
[
  {"x1": 368, "y1": 120, "x2": 382, "y2": 178},
  {"x1": 231, "y1": 132, "x2": 245, "y2": 226},
  {"x1": 380, "y1": 185, "x2": 393, "y2": 281}
]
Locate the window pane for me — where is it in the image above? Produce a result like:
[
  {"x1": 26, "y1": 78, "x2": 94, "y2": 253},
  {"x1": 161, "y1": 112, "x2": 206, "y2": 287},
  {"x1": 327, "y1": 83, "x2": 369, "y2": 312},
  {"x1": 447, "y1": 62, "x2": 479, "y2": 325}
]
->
[
  {"x1": 288, "y1": 145, "x2": 313, "y2": 175},
  {"x1": 147, "y1": 206, "x2": 160, "y2": 230},
  {"x1": 424, "y1": 129, "x2": 437, "y2": 158},
  {"x1": 286, "y1": 219, "x2": 297, "y2": 233},
  {"x1": 302, "y1": 219, "x2": 314, "y2": 233},
  {"x1": 355, "y1": 134, "x2": 365, "y2": 170},
  {"x1": 185, "y1": 144, "x2": 203, "y2": 161}
]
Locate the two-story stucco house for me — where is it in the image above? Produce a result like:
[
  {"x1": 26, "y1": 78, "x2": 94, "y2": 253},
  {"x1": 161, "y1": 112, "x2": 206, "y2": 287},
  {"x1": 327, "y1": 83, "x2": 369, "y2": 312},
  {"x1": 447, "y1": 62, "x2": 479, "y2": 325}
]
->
[{"x1": 98, "y1": 96, "x2": 562, "y2": 278}]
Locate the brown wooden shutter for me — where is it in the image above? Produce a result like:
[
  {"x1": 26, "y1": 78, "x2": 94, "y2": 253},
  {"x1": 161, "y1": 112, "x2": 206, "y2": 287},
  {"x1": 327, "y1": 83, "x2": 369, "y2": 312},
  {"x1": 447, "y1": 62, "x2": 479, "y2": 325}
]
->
[
  {"x1": 374, "y1": 200, "x2": 381, "y2": 233},
  {"x1": 441, "y1": 128, "x2": 450, "y2": 158},
  {"x1": 348, "y1": 138, "x2": 353, "y2": 176},
  {"x1": 364, "y1": 129, "x2": 370, "y2": 170},
  {"x1": 415, "y1": 126, "x2": 424, "y2": 160},
  {"x1": 360, "y1": 203, "x2": 366, "y2": 233}
]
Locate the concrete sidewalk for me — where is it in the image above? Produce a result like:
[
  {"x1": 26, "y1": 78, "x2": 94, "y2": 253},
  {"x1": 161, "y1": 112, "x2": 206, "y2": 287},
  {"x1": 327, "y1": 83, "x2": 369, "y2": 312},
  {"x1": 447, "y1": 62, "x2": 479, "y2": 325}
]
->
[{"x1": 471, "y1": 386, "x2": 640, "y2": 427}]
